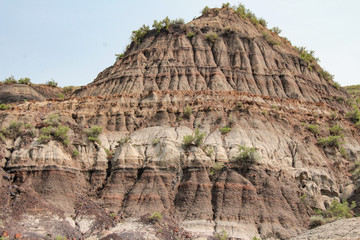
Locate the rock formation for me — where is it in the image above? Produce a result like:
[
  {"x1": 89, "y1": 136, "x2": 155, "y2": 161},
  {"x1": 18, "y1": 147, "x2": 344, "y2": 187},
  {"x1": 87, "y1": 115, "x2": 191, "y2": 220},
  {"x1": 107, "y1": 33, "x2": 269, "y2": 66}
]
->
[{"x1": 0, "y1": 5, "x2": 359, "y2": 240}]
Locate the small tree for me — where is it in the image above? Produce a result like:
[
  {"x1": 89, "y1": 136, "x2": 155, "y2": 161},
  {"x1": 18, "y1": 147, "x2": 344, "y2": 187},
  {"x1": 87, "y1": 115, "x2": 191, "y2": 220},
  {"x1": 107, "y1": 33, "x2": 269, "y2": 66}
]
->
[
  {"x1": 46, "y1": 79, "x2": 58, "y2": 87},
  {"x1": 86, "y1": 126, "x2": 103, "y2": 144}
]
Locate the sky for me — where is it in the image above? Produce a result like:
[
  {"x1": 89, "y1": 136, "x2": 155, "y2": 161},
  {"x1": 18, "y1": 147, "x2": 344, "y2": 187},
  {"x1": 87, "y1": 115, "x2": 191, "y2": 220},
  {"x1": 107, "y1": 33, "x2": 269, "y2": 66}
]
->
[{"x1": 0, "y1": 0, "x2": 359, "y2": 87}]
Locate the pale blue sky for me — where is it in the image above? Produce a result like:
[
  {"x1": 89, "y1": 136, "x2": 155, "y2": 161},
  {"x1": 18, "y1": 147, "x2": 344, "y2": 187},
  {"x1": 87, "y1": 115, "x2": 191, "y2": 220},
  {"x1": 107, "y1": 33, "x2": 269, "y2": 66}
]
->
[{"x1": 0, "y1": 0, "x2": 359, "y2": 87}]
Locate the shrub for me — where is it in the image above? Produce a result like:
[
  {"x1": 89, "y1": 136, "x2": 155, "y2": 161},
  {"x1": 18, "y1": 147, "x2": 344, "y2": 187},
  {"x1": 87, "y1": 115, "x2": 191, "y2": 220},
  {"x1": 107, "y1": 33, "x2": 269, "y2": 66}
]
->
[
  {"x1": 340, "y1": 147, "x2": 349, "y2": 159},
  {"x1": 262, "y1": 32, "x2": 279, "y2": 46},
  {"x1": 54, "y1": 125, "x2": 70, "y2": 145},
  {"x1": 46, "y1": 79, "x2": 58, "y2": 87},
  {"x1": 215, "y1": 230, "x2": 228, "y2": 240},
  {"x1": 306, "y1": 124, "x2": 319, "y2": 135},
  {"x1": 148, "y1": 211, "x2": 163, "y2": 223},
  {"x1": 152, "y1": 138, "x2": 161, "y2": 146},
  {"x1": 72, "y1": 149, "x2": 79, "y2": 158},
  {"x1": 219, "y1": 125, "x2": 231, "y2": 134},
  {"x1": 162, "y1": 16, "x2": 171, "y2": 30},
  {"x1": 183, "y1": 105, "x2": 192, "y2": 118},
  {"x1": 333, "y1": 81, "x2": 341, "y2": 90},
  {"x1": 4, "y1": 75, "x2": 17, "y2": 84},
  {"x1": 182, "y1": 128, "x2": 205, "y2": 149},
  {"x1": 63, "y1": 86, "x2": 75, "y2": 94},
  {"x1": 320, "y1": 200, "x2": 356, "y2": 219},
  {"x1": 194, "y1": 128, "x2": 205, "y2": 146},
  {"x1": 0, "y1": 103, "x2": 10, "y2": 110},
  {"x1": 115, "y1": 53, "x2": 124, "y2": 60},
  {"x1": 329, "y1": 125, "x2": 343, "y2": 136},
  {"x1": 38, "y1": 134, "x2": 51, "y2": 144},
  {"x1": 234, "y1": 145, "x2": 261, "y2": 166},
  {"x1": 152, "y1": 20, "x2": 163, "y2": 32},
  {"x1": 171, "y1": 18, "x2": 184, "y2": 25},
  {"x1": 309, "y1": 215, "x2": 325, "y2": 228},
  {"x1": 347, "y1": 107, "x2": 360, "y2": 123},
  {"x1": 45, "y1": 114, "x2": 60, "y2": 127},
  {"x1": 233, "y1": 3, "x2": 247, "y2": 18},
  {"x1": 57, "y1": 93, "x2": 64, "y2": 99},
  {"x1": 182, "y1": 134, "x2": 195, "y2": 149},
  {"x1": 222, "y1": 3, "x2": 230, "y2": 8},
  {"x1": 187, "y1": 32, "x2": 196, "y2": 39},
  {"x1": 270, "y1": 26, "x2": 282, "y2": 34},
  {"x1": 202, "y1": 6, "x2": 210, "y2": 15},
  {"x1": 258, "y1": 18, "x2": 267, "y2": 27},
  {"x1": 86, "y1": 126, "x2": 103, "y2": 144},
  {"x1": 18, "y1": 77, "x2": 31, "y2": 85},
  {"x1": 205, "y1": 32, "x2": 218, "y2": 43},
  {"x1": 319, "y1": 69, "x2": 334, "y2": 82},
  {"x1": 104, "y1": 148, "x2": 114, "y2": 159},
  {"x1": 118, "y1": 136, "x2": 130, "y2": 145},
  {"x1": 294, "y1": 46, "x2": 320, "y2": 70},
  {"x1": 353, "y1": 162, "x2": 360, "y2": 180},
  {"x1": 317, "y1": 135, "x2": 343, "y2": 148},
  {"x1": 210, "y1": 162, "x2": 224, "y2": 176},
  {"x1": 131, "y1": 24, "x2": 150, "y2": 45},
  {"x1": 5, "y1": 121, "x2": 23, "y2": 138},
  {"x1": 202, "y1": 145, "x2": 214, "y2": 157}
]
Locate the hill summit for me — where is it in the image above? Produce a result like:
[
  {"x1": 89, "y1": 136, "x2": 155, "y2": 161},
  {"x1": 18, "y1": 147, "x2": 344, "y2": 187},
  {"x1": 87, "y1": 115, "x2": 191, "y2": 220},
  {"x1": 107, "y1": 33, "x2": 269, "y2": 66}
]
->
[{"x1": 76, "y1": 5, "x2": 345, "y2": 104}]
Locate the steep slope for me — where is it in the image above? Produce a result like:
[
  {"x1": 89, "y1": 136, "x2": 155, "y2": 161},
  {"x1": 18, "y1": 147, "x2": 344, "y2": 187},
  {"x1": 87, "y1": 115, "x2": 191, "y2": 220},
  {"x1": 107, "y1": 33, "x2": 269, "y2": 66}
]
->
[{"x1": 75, "y1": 7, "x2": 346, "y2": 104}]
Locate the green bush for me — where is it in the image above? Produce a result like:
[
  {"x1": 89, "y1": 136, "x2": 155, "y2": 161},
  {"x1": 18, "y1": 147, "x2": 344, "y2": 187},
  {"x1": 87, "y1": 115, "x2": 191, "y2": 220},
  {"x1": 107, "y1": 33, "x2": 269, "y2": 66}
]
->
[
  {"x1": 148, "y1": 211, "x2": 163, "y2": 223},
  {"x1": 210, "y1": 162, "x2": 224, "y2": 176},
  {"x1": 333, "y1": 81, "x2": 341, "y2": 90},
  {"x1": 262, "y1": 32, "x2": 279, "y2": 46},
  {"x1": 205, "y1": 32, "x2": 218, "y2": 43},
  {"x1": 234, "y1": 145, "x2": 261, "y2": 166},
  {"x1": 18, "y1": 77, "x2": 31, "y2": 85},
  {"x1": 215, "y1": 230, "x2": 228, "y2": 240},
  {"x1": 219, "y1": 125, "x2": 231, "y2": 134},
  {"x1": 118, "y1": 136, "x2": 130, "y2": 145},
  {"x1": 152, "y1": 20, "x2": 163, "y2": 32},
  {"x1": 270, "y1": 26, "x2": 282, "y2": 34},
  {"x1": 182, "y1": 134, "x2": 195, "y2": 149},
  {"x1": 347, "y1": 107, "x2": 360, "y2": 123},
  {"x1": 182, "y1": 128, "x2": 205, "y2": 149},
  {"x1": 353, "y1": 162, "x2": 360, "y2": 180},
  {"x1": 54, "y1": 125, "x2": 70, "y2": 145},
  {"x1": 38, "y1": 134, "x2": 51, "y2": 144},
  {"x1": 4, "y1": 75, "x2": 17, "y2": 84},
  {"x1": 131, "y1": 24, "x2": 150, "y2": 45},
  {"x1": 183, "y1": 105, "x2": 192, "y2": 118},
  {"x1": 63, "y1": 86, "x2": 75, "y2": 94},
  {"x1": 46, "y1": 79, "x2": 58, "y2": 87},
  {"x1": 202, "y1": 6, "x2": 210, "y2": 15},
  {"x1": 86, "y1": 126, "x2": 103, "y2": 144},
  {"x1": 294, "y1": 46, "x2": 320, "y2": 70},
  {"x1": 187, "y1": 32, "x2": 196, "y2": 39},
  {"x1": 258, "y1": 18, "x2": 267, "y2": 27},
  {"x1": 0, "y1": 103, "x2": 10, "y2": 110},
  {"x1": 171, "y1": 18, "x2": 184, "y2": 25},
  {"x1": 3, "y1": 121, "x2": 24, "y2": 139},
  {"x1": 319, "y1": 69, "x2": 334, "y2": 82},
  {"x1": 72, "y1": 149, "x2": 79, "y2": 158},
  {"x1": 233, "y1": 3, "x2": 247, "y2": 18},
  {"x1": 45, "y1": 114, "x2": 60, "y2": 127},
  {"x1": 320, "y1": 200, "x2": 356, "y2": 219},
  {"x1": 317, "y1": 135, "x2": 343, "y2": 148},
  {"x1": 222, "y1": 3, "x2": 230, "y2": 8},
  {"x1": 307, "y1": 124, "x2": 319, "y2": 135},
  {"x1": 329, "y1": 125, "x2": 343, "y2": 136},
  {"x1": 115, "y1": 53, "x2": 124, "y2": 60},
  {"x1": 202, "y1": 145, "x2": 214, "y2": 157}
]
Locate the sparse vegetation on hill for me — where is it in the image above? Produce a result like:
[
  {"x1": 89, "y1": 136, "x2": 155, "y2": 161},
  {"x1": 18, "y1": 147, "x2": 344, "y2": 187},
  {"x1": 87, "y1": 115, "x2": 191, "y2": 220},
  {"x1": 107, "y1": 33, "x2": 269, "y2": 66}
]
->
[
  {"x1": 46, "y1": 79, "x2": 58, "y2": 87},
  {"x1": 294, "y1": 46, "x2": 320, "y2": 70}
]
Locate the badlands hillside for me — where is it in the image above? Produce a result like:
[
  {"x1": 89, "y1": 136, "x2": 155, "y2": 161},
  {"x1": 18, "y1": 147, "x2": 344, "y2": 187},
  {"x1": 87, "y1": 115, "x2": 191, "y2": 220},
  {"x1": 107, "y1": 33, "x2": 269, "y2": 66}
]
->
[{"x1": 1, "y1": 4, "x2": 360, "y2": 240}]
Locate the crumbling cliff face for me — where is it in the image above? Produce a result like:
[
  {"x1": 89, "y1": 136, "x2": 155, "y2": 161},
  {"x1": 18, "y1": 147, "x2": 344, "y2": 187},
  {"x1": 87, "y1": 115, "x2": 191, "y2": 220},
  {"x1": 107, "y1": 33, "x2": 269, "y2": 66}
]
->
[{"x1": 0, "y1": 6, "x2": 359, "y2": 240}]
